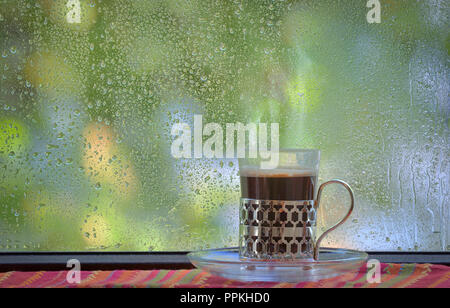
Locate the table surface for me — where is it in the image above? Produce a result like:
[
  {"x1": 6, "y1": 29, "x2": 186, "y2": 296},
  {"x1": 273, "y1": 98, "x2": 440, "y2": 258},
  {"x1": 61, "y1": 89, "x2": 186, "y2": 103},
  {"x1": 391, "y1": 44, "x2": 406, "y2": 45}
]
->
[{"x1": 0, "y1": 263, "x2": 448, "y2": 288}]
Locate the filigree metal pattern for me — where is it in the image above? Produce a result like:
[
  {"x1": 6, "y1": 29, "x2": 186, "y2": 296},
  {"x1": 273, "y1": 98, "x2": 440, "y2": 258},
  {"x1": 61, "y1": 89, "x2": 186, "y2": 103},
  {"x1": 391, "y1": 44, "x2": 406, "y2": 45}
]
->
[{"x1": 239, "y1": 199, "x2": 317, "y2": 260}]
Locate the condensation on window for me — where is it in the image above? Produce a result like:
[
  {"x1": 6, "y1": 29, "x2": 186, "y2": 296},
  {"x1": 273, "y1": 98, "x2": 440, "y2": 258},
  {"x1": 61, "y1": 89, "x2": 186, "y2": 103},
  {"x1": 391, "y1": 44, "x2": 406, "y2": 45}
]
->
[{"x1": 0, "y1": 1, "x2": 448, "y2": 251}]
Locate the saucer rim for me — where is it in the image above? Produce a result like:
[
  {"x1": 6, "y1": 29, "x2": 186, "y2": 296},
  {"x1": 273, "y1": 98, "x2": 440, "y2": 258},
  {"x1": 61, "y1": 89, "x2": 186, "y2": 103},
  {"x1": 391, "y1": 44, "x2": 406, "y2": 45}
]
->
[{"x1": 187, "y1": 247, "x2": 368, "y2": 267}]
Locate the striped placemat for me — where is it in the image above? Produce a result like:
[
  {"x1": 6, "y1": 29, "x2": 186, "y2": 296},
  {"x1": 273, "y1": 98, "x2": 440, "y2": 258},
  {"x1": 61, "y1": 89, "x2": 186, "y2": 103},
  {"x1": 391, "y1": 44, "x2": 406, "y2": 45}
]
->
[{"x1": 0, "y1": 263, "x2": 448, "y2": 288}]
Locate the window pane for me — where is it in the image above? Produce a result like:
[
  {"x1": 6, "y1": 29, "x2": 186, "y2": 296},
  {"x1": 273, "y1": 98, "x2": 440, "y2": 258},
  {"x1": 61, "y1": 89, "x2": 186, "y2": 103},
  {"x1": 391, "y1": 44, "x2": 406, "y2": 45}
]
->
[{"x1": 0, "y1": 0, "x2": 448, "y2": 252}]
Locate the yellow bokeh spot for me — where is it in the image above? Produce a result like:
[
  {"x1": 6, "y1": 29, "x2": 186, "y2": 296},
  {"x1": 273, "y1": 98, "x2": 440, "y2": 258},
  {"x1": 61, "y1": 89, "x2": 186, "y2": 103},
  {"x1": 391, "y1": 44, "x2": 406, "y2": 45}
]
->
[
  {"x1": 0, "y1": 118, "x2": 29, "y2": 156},
  {"x1": 81, "y1": 122, "x2": 138, "y2": 198},
  {"x1": 81, "y1": 214, "x2": 113, "y2": 247},
  {"x1": 22, "y1": 191, "x2": 51, "y2": 217},
  {"x1": 24, "y1": 52, "x2": 81, "y2": 95},
  {"x1": 285, "y1": 65, "x2": 324, "y2": 114}
]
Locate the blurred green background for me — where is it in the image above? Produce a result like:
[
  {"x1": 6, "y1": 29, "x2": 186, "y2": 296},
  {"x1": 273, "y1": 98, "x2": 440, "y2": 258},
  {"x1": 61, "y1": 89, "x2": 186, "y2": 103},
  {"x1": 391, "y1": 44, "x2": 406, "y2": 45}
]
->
[{"x1": 0, "y1": 0, "x2": 448, "y2": 251}]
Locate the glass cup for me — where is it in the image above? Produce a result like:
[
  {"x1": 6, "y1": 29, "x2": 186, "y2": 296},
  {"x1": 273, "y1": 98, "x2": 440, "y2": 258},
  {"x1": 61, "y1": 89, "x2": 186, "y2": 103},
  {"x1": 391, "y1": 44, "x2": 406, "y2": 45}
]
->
[{"x1": 238, "y1": 149, "x2": 354, "y2": 261}]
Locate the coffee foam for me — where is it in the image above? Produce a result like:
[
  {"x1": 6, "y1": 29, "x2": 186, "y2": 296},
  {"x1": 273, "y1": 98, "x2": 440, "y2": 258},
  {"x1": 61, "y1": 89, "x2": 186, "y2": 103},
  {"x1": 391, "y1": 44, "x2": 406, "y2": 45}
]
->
[{"x1": 239, "y1": 167, "x2": 317, "y2": 177}]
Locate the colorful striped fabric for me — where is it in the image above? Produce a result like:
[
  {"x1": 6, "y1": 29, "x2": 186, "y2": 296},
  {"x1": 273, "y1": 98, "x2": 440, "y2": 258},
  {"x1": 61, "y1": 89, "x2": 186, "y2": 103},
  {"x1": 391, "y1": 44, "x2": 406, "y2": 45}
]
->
[{"x1": 0, "y1": 263, "x2": 448, "y2": 288}]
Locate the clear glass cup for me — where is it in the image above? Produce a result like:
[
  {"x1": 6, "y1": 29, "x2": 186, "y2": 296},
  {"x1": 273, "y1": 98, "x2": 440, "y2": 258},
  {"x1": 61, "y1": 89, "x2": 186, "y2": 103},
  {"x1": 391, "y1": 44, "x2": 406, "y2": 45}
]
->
[{"x1": 238, "y1": 149, "x2": 354, "y2": 261}]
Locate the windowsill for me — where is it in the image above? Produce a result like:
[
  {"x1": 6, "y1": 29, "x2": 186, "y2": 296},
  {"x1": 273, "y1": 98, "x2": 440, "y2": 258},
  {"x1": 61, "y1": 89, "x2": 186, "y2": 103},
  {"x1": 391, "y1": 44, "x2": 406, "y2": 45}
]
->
[{"x1": 0, "y1": 251, "x2": 448, "y2": 272}]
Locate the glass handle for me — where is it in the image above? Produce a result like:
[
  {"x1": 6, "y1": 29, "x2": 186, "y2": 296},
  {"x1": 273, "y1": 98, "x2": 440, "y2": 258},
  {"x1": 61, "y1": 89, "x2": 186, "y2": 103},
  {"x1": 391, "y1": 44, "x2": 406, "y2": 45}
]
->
[{"x1": 313, "y1": 179, "x2": 355, "y2": 261}]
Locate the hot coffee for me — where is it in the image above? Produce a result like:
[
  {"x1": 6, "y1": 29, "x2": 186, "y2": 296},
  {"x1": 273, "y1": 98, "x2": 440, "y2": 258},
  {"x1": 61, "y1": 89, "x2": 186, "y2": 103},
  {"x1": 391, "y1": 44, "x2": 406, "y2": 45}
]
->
[{"x1": 240, "y1": 168, "x2": 317, "y2": 200}]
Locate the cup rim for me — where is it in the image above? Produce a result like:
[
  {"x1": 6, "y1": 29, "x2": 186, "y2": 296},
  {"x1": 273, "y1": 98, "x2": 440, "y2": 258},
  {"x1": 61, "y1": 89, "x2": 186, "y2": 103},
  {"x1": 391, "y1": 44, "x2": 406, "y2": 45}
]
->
[{"x1": 238, "y1": 148, "x2": 320, "y2": 170}]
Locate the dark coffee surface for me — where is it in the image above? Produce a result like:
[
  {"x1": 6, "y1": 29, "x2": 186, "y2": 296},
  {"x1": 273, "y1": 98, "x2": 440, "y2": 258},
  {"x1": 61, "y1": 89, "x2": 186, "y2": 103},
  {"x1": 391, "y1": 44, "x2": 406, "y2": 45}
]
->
[{"x1": 240, "y1": 175, "x2": 316, "y2": 200}]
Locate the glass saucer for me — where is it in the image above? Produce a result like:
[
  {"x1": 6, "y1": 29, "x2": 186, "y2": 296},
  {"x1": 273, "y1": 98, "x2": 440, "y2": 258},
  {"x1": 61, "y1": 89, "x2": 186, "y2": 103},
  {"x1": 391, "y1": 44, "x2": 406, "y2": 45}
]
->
[{"x1": 188, "y1": 247, "x2": 368, "y2": 283}]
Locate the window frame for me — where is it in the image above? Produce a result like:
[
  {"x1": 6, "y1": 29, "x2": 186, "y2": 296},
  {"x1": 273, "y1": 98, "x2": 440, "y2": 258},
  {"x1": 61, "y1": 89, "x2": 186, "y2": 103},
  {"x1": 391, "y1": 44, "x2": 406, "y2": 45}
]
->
[{"x1": 0, "y1": 1, "x2": 448, "y2": 272}]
